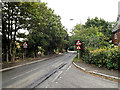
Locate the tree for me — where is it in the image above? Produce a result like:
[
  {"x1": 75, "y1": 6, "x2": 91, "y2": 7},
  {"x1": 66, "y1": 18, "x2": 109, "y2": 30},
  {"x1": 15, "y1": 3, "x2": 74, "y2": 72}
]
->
[
  {"x1": 26, "y1": 3, "x2": 68, "y2": 55},
  {"x1": 2, "y1": 2, "x2": 28, "y2": 61},
  {"x1": 84, "y1": 17, "x2": 114, "y2": 41},
  {"x1": 69, "y1": 18, "x2": 113, "y2": 51},
  {"x1": 2, "y1": 2, "x2": 69, "y2": 62}
]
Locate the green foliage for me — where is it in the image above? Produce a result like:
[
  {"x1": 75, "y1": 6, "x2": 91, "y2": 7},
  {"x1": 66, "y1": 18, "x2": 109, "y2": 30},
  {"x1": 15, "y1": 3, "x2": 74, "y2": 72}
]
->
[
  {"x1": 73, "y1": 55, "x2": 80, "y2": 62},
  {"x1": 84, "y1": 17, "x2": 115, "y2": 40},
  {"x1": 2, "y1": 2, "x2": 28, "y2": 61},
  {"x1": 17, "y1": 33, "x2": 27, "y2": 38},
  {"x1": 82, "y1": 46, "x2": 120, "y2": 70},
  {"x1": 24, "y1": 2, "x2": 69, "y2": 55},
  {"x1": 2, "y1": 2, "x2": 69, "y2": 61},
  {"x1": 69, "y1": 26, "x2": 109, "y2": 50},
  {"x1": 69, "y1": 17, "x2": 115, "y2": 48},
  {"x1": 69, "y1": 17, "x2": 115, "y2": 57},
  {"x1": 69, "y1": 17, "x2": 118, "y2": 70}
]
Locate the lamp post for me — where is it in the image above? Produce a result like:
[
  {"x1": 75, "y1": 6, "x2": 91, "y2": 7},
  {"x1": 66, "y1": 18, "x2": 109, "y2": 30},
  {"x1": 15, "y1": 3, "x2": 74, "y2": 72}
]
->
[
  {"x1": 70, "y1": 19, "x2": 75, "y2": 51},
  {"x1": 70, "y1": 19, "x2": 82, "y2": 58}
]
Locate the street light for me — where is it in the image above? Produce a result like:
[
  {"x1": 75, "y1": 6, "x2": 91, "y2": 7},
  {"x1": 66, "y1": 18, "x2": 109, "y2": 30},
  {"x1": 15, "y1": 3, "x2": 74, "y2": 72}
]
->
[
  {"x1": 70, "y1": 18, "x2": 82, "y2": 57},
  {"x1": 70, "y1": 19, "x2": 73, "y2": 21},
  {"x1": 70, "y1": 19, "x2": 75, "y2": 51}
]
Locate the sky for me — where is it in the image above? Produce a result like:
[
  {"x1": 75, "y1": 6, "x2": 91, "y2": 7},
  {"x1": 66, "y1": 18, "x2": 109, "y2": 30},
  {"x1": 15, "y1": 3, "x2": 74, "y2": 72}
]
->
[{"x1": 41, "y1": 0, "x2": 120, "y2": 35}]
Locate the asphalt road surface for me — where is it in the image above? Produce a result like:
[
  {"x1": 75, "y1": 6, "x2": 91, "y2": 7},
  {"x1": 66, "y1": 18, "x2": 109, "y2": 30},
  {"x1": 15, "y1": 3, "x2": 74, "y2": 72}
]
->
[{"x1": 2, "y1": 51, "x2": 118, "y2": 88}]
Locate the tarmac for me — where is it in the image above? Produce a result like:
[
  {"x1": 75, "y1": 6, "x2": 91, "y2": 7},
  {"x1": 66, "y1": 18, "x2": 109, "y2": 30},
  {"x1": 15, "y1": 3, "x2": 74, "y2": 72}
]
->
[
  {"x1": 1, "y1": 53, "x2": 120, "y2": 82},
  {"x1": 0, "y1": 54, "x2": 63, "y2": 72}
]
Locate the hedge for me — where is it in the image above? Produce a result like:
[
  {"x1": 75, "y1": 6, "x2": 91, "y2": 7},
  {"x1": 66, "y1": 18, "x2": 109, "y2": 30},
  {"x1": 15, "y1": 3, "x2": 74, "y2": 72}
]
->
[{"x1": 82, "y1": 46, "x2": 120, "y2": 70}]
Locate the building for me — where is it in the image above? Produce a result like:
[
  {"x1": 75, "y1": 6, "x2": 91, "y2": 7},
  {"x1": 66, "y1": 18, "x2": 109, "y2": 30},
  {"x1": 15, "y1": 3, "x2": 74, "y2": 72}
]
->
[
  {"x1": 112, "y1": 24, "x2": 120, "y2": 46},
  {"x1": 112, "y1": 2, "x2": 120, "y2": 46}
]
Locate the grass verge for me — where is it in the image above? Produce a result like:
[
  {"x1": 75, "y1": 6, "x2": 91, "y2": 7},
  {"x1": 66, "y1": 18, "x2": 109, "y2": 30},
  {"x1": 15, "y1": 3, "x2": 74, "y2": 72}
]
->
[{"x1": 73, "y1": 55, "x2": 83, "y2": 62}]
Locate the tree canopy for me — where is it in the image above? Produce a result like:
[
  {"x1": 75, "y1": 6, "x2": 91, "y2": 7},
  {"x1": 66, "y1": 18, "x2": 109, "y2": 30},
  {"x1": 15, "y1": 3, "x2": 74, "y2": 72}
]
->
[
  {"x1": 2, "y1": 2, "x2": 69, "y2": 62},
  {"x1": 69, "y1": 17, "x2": 116, "y2": 51}
]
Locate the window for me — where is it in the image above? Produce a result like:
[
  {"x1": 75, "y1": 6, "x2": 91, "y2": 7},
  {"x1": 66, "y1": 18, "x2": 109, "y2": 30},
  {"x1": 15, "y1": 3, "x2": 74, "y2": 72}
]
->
[
  {"x1": 115, "y1": 33, "x2": 117, "y2": 39},
  {"x1": 119, "y1": 42, "x2": 120, "y2": 47}
]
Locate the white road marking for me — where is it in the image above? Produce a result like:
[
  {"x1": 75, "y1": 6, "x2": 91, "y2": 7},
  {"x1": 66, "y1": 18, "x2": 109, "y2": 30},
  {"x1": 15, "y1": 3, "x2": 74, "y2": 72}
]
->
[
  {"x1": 66, "y1": 65, "x2": 72, "y2": 71},
  {"x1": 45, "y1": 85, "x2": 48, "y2": 88},
  {"x1": 52, "y1": 71, "x2": 63, "y2": 82},
  {"x1": 45, "y1": 71, "x2": 63, "y2": 88}
]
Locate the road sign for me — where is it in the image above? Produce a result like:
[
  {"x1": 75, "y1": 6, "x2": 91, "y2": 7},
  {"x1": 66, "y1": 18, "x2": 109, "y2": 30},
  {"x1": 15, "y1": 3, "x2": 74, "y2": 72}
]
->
[
  {"x1": 76, "y1": 45, "x2": 81, "y2": 50},
  {"x1": 76, "y1": 40, "x2": 82, "y2": 59},
  {"x1": 76, "y1": 40, "x2": 81, "y2": 46},
  {"x1": 23, "y1": 41, "x2": 28, "y2": 48}
]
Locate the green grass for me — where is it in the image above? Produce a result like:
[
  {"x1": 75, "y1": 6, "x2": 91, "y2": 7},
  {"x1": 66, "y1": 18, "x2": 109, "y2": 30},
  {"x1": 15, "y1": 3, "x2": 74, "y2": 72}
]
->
[{"x1": 73, "y1": 55, "x2": 82, "y2": 62}]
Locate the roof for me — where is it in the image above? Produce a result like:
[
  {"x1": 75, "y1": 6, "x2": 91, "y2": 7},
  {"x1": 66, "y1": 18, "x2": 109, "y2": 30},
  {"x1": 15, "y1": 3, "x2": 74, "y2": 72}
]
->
[
  {"x1": 112, "y1": 16, "x2": 120, "y2": 33},
  {"x1": 113, "y1": 2, "x2": 120, "y2": 33},
  {"x1": 112, "y1": 24, "x2": 120, "y2": 33}
]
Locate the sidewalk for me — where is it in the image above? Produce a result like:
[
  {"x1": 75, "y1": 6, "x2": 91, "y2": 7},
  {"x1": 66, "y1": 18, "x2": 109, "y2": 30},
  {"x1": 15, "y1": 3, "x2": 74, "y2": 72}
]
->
[{"x1": 72, "y1": 59, "x2": 119, "y2": 81}]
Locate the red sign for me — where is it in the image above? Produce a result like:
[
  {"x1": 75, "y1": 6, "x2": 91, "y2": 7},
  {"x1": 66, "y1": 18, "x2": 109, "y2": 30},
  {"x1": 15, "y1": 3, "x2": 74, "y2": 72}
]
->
[
  {"x1": 76, "y1": 40, "x2": 81, "y2": 46},
  {"x1": 76, "y1": 45, "x2": 81, "y2": 50},
  {"x1": 23, "y1": 42, "x2": 28, "y2": 47}
]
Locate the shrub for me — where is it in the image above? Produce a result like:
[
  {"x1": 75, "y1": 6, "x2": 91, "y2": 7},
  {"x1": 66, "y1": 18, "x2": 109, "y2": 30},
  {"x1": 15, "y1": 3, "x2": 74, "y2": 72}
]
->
[{"x1": 82, "y1": 46, "x2": 120, "y2": 70}]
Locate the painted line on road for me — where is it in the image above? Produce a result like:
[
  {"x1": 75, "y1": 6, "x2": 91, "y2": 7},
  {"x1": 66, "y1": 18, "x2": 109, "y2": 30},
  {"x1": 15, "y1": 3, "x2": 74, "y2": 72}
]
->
[
  {"x1": 66, "y1": 65, "x2": 72, "y2": 71},
  {"x1": 0, "y1": 58, "x2": 48, "y2": 72},
  {"x1": 52, "y1": 71, "x2": 63, "y2": 82},
  {"x1": 72, "y1": 62, "x2": 120, "y2": 81},
  {"x1": 45, "y1": 71, "x2": 63, "y2": 88}
]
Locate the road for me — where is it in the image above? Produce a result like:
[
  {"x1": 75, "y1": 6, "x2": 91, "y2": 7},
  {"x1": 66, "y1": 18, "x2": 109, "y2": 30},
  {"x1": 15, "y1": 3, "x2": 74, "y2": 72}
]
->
[{"x1": 2, "y1": 52, "x2": 118, "y2": 88}]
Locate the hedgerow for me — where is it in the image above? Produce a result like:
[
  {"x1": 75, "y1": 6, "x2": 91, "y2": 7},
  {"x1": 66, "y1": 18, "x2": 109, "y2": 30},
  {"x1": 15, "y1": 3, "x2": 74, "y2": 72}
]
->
[{"x1": 82, "y1": 46, "x2": 120, "y2": 70}]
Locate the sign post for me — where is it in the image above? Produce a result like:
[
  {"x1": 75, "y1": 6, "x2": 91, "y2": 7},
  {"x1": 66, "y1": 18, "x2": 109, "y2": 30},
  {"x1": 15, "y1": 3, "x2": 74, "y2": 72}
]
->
[
  {"x1": 78, "y1": 49, "x2": 80, "y2": 59},
  {"x1": 76, "y1": 40, "x2": 82, "y2": 59},
  {"x1": 23, "y1": 41, "x2": 28, "y2": 60}
]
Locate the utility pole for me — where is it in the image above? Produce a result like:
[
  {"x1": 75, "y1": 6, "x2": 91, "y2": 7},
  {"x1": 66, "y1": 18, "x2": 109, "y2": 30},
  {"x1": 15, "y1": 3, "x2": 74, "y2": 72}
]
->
[{"x1": 80, "y1": 20, "x2": 82, "y2": 30}]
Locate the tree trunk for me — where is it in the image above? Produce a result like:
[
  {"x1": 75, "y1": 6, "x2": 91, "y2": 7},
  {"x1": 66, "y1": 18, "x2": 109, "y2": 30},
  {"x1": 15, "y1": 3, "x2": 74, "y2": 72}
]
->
[
  {"x1": 23, "y1": 52, "x2": 24, "y2": 60},
  {"x1": 34, "y1": 52, "x2": 35, "y2": 59},
  {"x1": 11, "y1": 19, "x2": 17, "y2": 61},
  {"x1": 7, "y1": 51, "x2": 9, "y2": 62},
  {"x1": 8, "y1": 2, "x2": 11, "y2": 61}
]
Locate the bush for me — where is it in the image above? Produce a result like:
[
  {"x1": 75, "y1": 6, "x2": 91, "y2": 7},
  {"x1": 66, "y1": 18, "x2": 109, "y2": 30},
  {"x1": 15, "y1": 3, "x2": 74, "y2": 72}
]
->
[{"x1": 82, "y1": 46, "x2": 120, "y2": 70}]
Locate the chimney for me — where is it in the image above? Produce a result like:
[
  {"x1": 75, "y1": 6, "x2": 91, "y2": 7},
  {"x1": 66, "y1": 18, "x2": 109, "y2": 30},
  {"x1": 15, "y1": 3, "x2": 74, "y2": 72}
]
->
[{"x1": 118, "y1": 1, "x2": 120, "y2": 16}]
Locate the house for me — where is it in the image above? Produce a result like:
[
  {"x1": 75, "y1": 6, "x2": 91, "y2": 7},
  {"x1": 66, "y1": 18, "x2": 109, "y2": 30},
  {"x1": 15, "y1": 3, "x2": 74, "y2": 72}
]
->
[
  {"x1": 112, "y1": 2, "x2": 120, "y2": 47},
  {"x1": 112, "y1": 23, "x2": 120, "y2": 46}
]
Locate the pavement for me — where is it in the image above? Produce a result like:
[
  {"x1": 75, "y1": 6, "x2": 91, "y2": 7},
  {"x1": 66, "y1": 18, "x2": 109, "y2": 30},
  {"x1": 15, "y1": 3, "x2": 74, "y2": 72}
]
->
[{"x1": 72, "y1": 60, "x2": 120, "y2": 81}]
